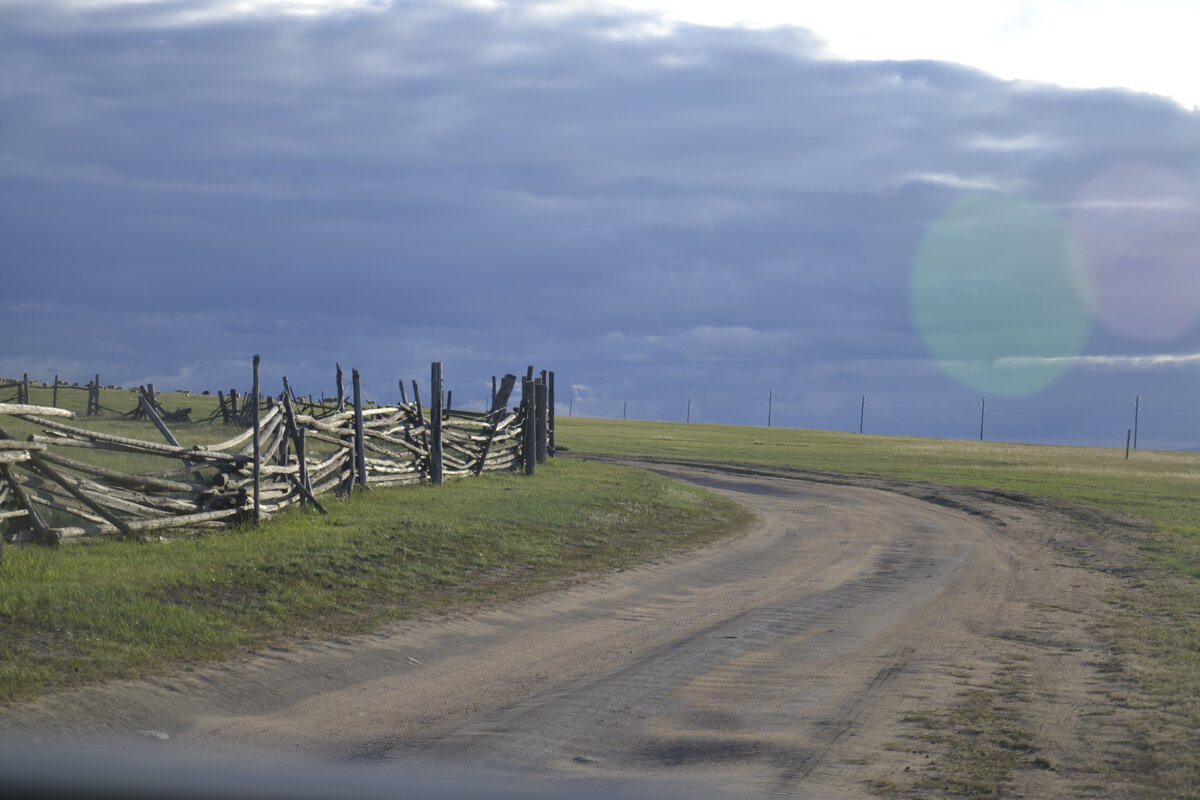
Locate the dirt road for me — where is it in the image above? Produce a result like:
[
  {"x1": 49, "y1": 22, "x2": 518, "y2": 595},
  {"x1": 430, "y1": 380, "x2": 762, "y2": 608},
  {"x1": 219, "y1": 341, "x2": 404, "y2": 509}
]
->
[{"x1": 2, "y1": 462, "x2": 1143, "y2": 798}]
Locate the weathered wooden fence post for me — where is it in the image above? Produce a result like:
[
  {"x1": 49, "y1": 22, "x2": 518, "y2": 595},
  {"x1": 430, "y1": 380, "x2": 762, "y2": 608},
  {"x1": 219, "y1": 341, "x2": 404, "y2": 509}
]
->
[
  {"x1": 522, "y1": 378, "x2": 536, "y2": 475},
  {"x1": 535, "y1": 378, "x2": 548, "y2": 464},
  {"x1": 430, "y1": 362, "x2": 444, "y2": 486},
  {"x1": 352, "y1": 368, "x2": 368, "y2": 490},
  {"x1": 252, "y1": 354, "x2": 261, "y2": 525},
  {"x1": 89, "y1": 374, "x2": 101, "y2": 416},
  {"x1": 19, "y1": 374, "x2": 29, "y2": 405},
  {"x1": 548, "y1": 371, "x2": 556, "y2": 457},
  {"x1": 52, "y1": 375, "x2": 59, "y2": 408},
  {"x1": 336, "y1": 363, "x2": 346, "y2": 413}
]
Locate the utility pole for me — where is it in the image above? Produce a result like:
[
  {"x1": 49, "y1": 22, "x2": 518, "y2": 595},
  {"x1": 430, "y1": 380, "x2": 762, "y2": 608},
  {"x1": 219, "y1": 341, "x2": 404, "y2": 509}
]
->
[
  {"x1": 687, "y1": 397, "x2": 691, "y2": 423},
  {"x1": 979, "y1": 397, "x2": 987, "y2": 442},
  {"x1": 1134, "y1": 395, "x2": 1140, "y2": 449},
  {"x1": 859, "y1": 395, "x2": 865, "y2": 434},
  {"x1": 767, "y1": 389, "x2": 773, "y2": 428}
]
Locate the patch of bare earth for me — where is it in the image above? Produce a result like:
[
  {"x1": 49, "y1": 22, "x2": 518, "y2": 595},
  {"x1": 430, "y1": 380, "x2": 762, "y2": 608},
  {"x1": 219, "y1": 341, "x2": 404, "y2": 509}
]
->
[{"x1": 0, "y1": 460, "x2": 1152, "y2": 798}]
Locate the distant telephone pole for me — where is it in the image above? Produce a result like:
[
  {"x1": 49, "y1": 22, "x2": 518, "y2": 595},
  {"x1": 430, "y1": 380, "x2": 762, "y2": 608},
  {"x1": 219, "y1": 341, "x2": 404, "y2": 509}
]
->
[
  {"x1": 979, "y1": 397, "x2": 987, "y2": 441},
  {"x1": 859, "y1": 395, "x2": 865, "y2": 434},
  {"x1": 687, "y1": 397, "x2": 692, "y2": 423},
  {"x1": 1133, "y1": 395, "x2": 1141, "y2": 449},
  {"x1": 767, "y1": 389, "x2": 773, "y2": 427}
]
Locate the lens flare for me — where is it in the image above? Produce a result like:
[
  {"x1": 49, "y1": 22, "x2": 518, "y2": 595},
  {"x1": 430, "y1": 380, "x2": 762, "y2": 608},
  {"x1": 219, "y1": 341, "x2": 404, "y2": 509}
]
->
[
  {"x1": 1070, "y1": 162, "x2": 1200, "y2": 341},
  {"x1": 911, "y1": 194, "x2": 1092, "y2": 395}
]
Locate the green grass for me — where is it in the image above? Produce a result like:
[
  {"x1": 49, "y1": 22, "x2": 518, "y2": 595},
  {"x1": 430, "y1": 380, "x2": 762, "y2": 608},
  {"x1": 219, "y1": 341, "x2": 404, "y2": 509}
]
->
[{"x1": 0, "y1": 459, "x2": 750, "y2": 704}]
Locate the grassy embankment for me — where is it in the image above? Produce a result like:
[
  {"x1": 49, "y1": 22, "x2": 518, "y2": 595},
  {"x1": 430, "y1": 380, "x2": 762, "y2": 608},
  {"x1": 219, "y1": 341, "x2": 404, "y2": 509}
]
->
[
  {"x1": 559, "y1": 415, "x2": 1200, "y2": 796},
  {"x1": 0, "y1": 386, "x2": 750, "y2": 704}
]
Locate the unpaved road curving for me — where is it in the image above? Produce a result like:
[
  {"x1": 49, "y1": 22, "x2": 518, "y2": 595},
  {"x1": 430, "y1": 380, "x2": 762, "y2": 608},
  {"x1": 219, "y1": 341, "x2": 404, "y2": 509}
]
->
[{"x1": 1, "y1": 461, "x2": 1145, "y2": 798}]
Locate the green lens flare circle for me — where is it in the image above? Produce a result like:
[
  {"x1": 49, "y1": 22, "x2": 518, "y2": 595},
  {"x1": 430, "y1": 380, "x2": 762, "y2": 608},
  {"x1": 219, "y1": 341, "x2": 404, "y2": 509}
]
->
[{"x1": 911, "y1": 194, "x2": 1093, "y2": 396}]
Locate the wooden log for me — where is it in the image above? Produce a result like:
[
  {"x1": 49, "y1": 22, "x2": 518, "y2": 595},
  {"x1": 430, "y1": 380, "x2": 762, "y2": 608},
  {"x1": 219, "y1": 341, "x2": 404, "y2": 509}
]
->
[
  {"x1": 430, "y1": 362, "x2": 444, "y2": 487},
  {"x1": 411, "y1": 380, "x2": 424, "y2": 427},
  {"x1": 0, "y1": 440, "x2": 46, "y2": 451},
  {"x1": 305, "y1": 428, "x2": 423, "y2": 465},
  {"x1": 281, "y1": 378, "x2": 314, "y2": 505},
  {"x1": 0, "y1": 463, "x2": 56, "y2": 544},
  {"x1": 0, "y1": 451, "x2": 31, "y2": 464},
  {"x1": 139, "y1": 388, "x2": 207, "y2": 482},
  {"x1": 98, "y1": 508, "x2": 243, "y2": 534},
  {"x1": 287, "y1": 473, "x2": 327, "y2": 514},
  {"x1": 535, "y1": 380, "x2": 548, "y2": 465},
  {"x1": 352, "y1": 368, "x2": 368, "y2": 490},
  {"x1": 19, "y1": 416, "x2": 250, "y2": 463},
  {"x1": 255, "y1": 413, "x2": 289, "y2": 468},
  {"x1": 522, "y1": 378, "x2": 535, "y2": 476},
  {"x1": 491, "y1": 374, "x2": 517, "y2": 413},
  {"x1": 252, "y1": 354, "x2": 261, "y2": 525},
  {"x1": 0, "y1": 403, "x2": 76, "y2": 419},
  {"x1": 22, "y1": 470, "x2": 187, "y2": 518},
  {"x1": 548, "y1": 370, "x2": 556, "y2": 456},
  {"x1": 21, "y1": 453, "x2": 136, "y2": 536},
  {"x1": 36, "y1": 450, "x2": 202, "y2": 493},
  {"x1": 336, "y1": 363, "x2": 345, "y2": 413}
]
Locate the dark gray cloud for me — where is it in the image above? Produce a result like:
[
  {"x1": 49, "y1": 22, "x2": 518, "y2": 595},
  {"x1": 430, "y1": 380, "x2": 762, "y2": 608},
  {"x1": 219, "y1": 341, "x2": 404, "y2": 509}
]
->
[{"x1": 2, "y1": 1, "x2": 1199, "y2": 446}]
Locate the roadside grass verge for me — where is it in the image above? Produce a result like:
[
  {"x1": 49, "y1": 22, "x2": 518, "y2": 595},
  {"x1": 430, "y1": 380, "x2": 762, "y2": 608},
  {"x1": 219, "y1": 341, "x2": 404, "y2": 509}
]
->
[
  {"x1": 0, "y1": 459, "x2": 752, "y2": 705},
  {"x1": 559, "y1": 416, "x2": 1200, "y2": 796}
]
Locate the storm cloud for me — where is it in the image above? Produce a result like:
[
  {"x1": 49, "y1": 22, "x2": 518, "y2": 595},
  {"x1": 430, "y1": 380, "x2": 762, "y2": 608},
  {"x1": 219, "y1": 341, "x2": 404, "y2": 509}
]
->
[{"x1": 2, "y1": 1, "x2": 1199, "y2": 446}]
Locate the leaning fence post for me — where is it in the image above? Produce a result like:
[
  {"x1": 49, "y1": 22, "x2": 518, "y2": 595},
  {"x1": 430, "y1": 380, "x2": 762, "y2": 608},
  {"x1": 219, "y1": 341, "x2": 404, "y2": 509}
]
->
[
  {"x1": 252, "y1": 354, "x2": 261, "y2": 525},
  {"x1": 522, "y1": 378, "x2": 536, "y2": 475},
  {"x1": 430, "y1": 362, "x2": 444, "y2": 486},
  {"x1": 352, "y1": 368, "x2": 368, "y2": 490}
]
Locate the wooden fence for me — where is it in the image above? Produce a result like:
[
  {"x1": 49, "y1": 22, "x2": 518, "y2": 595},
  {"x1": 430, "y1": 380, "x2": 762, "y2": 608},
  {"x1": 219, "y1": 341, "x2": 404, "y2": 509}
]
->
[{"x1": 0, "y1": 359, "x2": 556, "y2": 548}]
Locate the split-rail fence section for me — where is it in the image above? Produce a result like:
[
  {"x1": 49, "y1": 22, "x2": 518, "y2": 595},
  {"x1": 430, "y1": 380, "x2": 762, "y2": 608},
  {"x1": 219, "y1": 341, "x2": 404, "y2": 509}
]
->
[{"x1": 0, "y1": 359, "x2": 556, "y2": 549}]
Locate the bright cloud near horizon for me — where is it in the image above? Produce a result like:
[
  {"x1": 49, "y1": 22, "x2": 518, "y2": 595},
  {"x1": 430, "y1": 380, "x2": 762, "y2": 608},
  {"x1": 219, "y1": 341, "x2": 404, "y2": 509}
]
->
[{"x1": 2, "y1": 0, "x2": 1199, "y2": 448}]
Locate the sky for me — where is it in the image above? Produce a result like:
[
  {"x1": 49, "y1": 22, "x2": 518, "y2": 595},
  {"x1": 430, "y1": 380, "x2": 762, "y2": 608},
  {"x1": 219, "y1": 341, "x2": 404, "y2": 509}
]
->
[{"x1": 2, "y1": 0, "x2": 1199, "y2": 449}]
